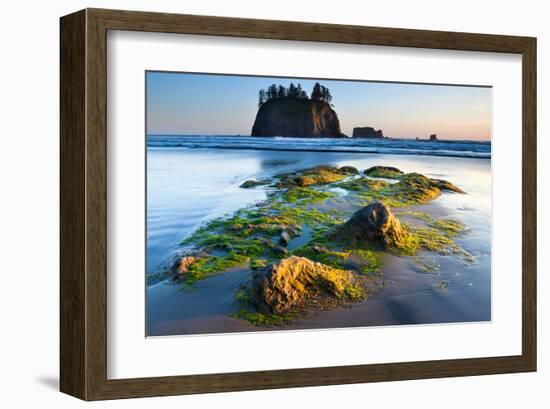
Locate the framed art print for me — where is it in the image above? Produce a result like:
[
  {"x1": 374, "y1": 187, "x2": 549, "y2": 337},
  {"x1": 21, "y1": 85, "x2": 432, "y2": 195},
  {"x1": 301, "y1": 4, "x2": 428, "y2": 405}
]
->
[{"x1": 60, "y1": 8, "x2": 536, "y2": 400}]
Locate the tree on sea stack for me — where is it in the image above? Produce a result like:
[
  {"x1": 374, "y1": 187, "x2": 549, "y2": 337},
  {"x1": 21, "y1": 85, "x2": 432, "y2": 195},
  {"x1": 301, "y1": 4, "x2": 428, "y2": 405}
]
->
[
  {"x1": 321, "y1": 85, "x2": 333, "y2": 105},
  {"x1": 258, "y1": 89, "x2": 266, "y2": 107},
  {"x1": 311, "y1": 82, "x2": 323, "y2": 100},
  {"x1": 266, "y1": 84, "x2": 278, "y2": 100},
  {"x1": 296, "y1": 83, "x2": 307, "y2": 99},
  {"x1": 311, "y1": 82, "x2": 333, "y2": 105},
  {"x1": 251, "y1": 82, "x2": 343, "y2": 138},
  {"x1": 288, "y1": 82, "x2": 297, "y2": 98}
]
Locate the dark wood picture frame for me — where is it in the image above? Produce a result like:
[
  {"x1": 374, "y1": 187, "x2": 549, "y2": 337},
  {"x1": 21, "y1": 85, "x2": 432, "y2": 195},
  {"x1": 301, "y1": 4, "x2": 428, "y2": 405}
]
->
[{"x1": 60, "y1": 8, "x2": 537, "y2": 400}]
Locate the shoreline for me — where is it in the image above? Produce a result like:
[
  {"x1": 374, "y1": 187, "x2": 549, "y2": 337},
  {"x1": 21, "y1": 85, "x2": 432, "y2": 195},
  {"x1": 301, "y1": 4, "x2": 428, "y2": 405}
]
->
[{"x1": 146, "y1": 145, "x2": 491, "y2": 159}]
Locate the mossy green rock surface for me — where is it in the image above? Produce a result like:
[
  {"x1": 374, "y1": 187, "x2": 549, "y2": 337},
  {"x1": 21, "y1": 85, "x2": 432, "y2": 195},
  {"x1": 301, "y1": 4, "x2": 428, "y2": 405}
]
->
[
  {"x1": 250, "y1": 256, "x2": 363, "y2": 314},
  {"x1": 329, "y1": 202, "x2": 410, "y2": 249}
]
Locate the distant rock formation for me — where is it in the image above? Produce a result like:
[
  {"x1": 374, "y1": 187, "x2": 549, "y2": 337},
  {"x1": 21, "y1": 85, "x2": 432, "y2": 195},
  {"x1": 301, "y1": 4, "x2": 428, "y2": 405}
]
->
[
  {"x1": 251, "y1": 98, "x2": 343, "y2": 138},
  {"x1": 352, "y1": 127, "x2": 384, "y2": 138},
  {"x1": 416, "y1": 134, "x2": 439, "y2": 142}
]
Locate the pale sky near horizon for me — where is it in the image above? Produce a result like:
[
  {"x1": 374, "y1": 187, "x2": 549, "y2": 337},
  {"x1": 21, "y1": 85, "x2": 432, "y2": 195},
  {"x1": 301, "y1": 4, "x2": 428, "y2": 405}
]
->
[{"x1": 146, "y1": 71, "x2": 492, "y2": 141}]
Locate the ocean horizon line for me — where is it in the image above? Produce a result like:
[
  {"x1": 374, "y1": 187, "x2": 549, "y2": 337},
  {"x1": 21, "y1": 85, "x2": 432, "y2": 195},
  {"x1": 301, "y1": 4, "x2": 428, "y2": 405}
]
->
[
  {"x1": 147, "y1": 144, "x2": 491, "y2": 159},
  {"x1": 147, "y1": 134, "x2": 491, "y2": 144}
]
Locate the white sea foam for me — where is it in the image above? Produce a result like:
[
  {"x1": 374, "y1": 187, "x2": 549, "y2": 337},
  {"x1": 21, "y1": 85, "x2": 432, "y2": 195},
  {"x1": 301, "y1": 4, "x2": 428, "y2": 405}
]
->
[{"x1": 147, "y1": 135, "x2": 491, "y2": 159}]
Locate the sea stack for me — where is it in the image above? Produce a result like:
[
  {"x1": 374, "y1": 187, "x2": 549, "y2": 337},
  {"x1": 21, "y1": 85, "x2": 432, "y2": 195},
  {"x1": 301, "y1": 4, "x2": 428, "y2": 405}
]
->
[
  {"x1": 429, "y1": 134, "x2": 438, "y2": 141},
  {"x1": 251, "y1": 98, "x2": 343, "y2": 138},
  {"x1": 352, "y1": 127, "x2": 384, "y2": 138}
]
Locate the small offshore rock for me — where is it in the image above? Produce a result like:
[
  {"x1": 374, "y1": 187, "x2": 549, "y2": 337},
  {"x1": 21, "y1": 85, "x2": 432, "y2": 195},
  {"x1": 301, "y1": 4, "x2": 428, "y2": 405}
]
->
[
  {"x1": 279, "y1": 230, "x2": 291, "y2": 246},
  {"x1": 352, "y1": 127, "x2": 384, "y2": 138}
]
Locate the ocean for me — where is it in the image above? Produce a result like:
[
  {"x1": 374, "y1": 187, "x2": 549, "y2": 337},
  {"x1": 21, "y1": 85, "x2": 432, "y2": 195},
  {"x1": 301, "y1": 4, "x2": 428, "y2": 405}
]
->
[{"x1": 147, "y1": 135, "x2": 491, "y2": 159}]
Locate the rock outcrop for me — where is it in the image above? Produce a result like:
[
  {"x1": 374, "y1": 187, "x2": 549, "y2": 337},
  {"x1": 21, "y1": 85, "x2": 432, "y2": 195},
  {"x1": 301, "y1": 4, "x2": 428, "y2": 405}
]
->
[
  {"x1": 279, "y1": 230, "x2": 291, "y2": 247},
  {"x1": 239, "y1": 179, "x2": 270, "y2": 188},
  {"x1": 171, "y1": 255, "x2": 200, "y2": 282},
  {"x1": 364, "y1": 166, "x2": 404, "y2": 179},
  {"x1": 352, "y1": 127, "x2": 384, "y2": 138},
  {"x1": 173, "y1": 256, "x2": 197, "y2": 275},
  {"x1": 339, "y1": 166, "x2": 359, "y2": 175},
  {"x1": 251, "y1": 98, "x2": 343, "y2": 137},
  {"x1": 250, "y1": 256, "x2": 361, "y2": 313},
  {"x1": 429, "y1": 134, "x2": 438, "y2": 141},
  {"x1": 329, "y1": 202, "x2": 409, "y2": 248},
  {"x1": 275, "y1": 165, "x2": 350, "y2": 188}
]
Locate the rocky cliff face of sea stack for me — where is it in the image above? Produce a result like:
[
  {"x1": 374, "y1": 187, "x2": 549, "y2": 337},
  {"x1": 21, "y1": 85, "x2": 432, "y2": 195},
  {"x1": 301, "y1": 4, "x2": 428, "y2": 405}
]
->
[
  {"x1": 352, "y1": 127, "x2": 384, "y2": 138},
  {"x1": 251, "y1": 99, "x2": 343, "y2": 137}
]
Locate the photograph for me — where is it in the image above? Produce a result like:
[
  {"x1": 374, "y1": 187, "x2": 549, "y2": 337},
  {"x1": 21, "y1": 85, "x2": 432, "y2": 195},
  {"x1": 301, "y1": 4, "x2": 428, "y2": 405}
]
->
[{"x1": 145, "y1": 71, "x2": 492, "y2": 337}]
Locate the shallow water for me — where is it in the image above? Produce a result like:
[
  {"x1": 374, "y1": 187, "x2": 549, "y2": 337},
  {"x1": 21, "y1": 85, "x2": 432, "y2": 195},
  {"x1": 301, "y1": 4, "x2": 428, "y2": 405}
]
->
[{"x1": 146, "y1": 147, "x2": 491, "y2": 336}]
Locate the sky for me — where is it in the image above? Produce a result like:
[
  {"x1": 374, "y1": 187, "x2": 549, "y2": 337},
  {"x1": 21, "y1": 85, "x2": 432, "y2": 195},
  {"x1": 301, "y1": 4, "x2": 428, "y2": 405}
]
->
[{"x1": 146, "y1": 71, "x2": 492, "y2": 141}]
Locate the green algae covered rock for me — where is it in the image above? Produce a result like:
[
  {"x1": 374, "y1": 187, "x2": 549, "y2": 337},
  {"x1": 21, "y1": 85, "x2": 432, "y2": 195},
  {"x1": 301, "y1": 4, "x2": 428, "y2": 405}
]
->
[
  {"x1": 339, "y1": 165, "x2": 359, "y2": 175},
  {"x1": 364, "y1": 166, "x2": 404, "y2": 179},
  {"x1": 275, "y1": 165, "x2": 350, "y2": 188},
  {"x1": 329, "y1": 202, "x2": 411, "y2": 249},
  {"x1": 240, "y1": 179, "x2": 271, "y2": 188},
  {"x1": 250, "y1": 256, "x2": 363, "y2": 314}
]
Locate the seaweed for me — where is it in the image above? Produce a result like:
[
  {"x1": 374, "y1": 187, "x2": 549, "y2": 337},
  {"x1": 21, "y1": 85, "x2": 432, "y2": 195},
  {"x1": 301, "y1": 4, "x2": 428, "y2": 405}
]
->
[
  {"x1": 183, "y1": 253, "x2": 249, "y2": 283},
  {"x1": 166, "y1": 165, "x2": 466, "y2": 286},
  {"x1": 240, "y1": 179, "x2": 271, "y2": 188},
  {"x1": 274, "y1": 165, "x2": 351, "y2": 188},
  {"x1": 231, "y1": 310, "x2": 294, "y2": 326},
  {"x1": 280, "y1": 187, "x2": 336, "y2": 204},
  {"x1": 337, "y1": 170, "x2": 464, "y2": 207},
  {"x1": 364, "y1": 166, "x2": 404, "y2": 179}
]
